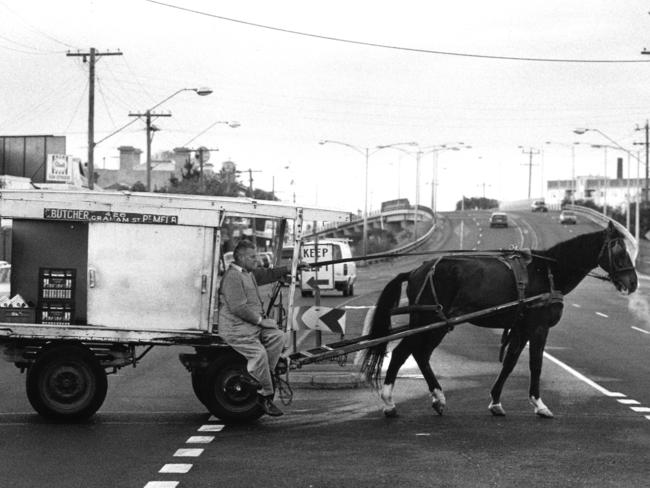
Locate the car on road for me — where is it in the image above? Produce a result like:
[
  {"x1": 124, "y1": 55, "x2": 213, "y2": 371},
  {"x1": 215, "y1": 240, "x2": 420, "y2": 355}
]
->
[
  {"x1": 489, "y1": 212, "x2": 509, "y2": 228},
  {"x1": 300, "y1": 239, "x2": 356, "y2": 296},
  {"x1": 531, "y1": 200, "x2": 548, "y2": 212},
  {"x1": 559, "y1": 210, "x2": 577, "y2": 225}
]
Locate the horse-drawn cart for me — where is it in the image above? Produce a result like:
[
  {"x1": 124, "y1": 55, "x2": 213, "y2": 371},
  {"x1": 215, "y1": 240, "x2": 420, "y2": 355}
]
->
[{"x1": 0, "y1": 190, "x2": 638, "y2": 423}]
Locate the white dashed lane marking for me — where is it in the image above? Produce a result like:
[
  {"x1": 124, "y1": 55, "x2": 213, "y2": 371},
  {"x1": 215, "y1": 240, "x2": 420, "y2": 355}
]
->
[
  {"x1": 631, "y1": 326, "x2": 650, "y2": 334},
  {"x1": 159, "y1": 464, "x2": 192, "y2": 474},
  {"x1": 144, "y1": 419, "x2": 224, "y2": 487},
  {"x1": 174, "y1": 448, "x2": 204, "y2": 457},
  {"x1": 595, "y1": 312, "x2": 608, "y2": 318},
  {"x1": 186, "y1": 435, "x2": 215, "y2": 444}
]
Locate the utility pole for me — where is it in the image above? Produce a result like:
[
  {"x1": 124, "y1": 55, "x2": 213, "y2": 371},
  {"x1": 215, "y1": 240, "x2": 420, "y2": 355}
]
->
[
  {"x1": 519, "y1": 147, "x2": 540, "y2": 199},
  {"x1": 237, "y1": 168, "x2": 262, "y2": 245},
  {"x1": 128, "y1": 111, "x2": 171, "y2": 191},
  {"x1": 67, "y1": 48, "x2": 123, "y2": 189},
  {"x1": 634, "y1": 120, "x2": 649, "y2": 202}
]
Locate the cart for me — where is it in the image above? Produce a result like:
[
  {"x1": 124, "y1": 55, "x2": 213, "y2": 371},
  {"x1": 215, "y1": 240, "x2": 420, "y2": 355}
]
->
[{"x1": 0, "y1": 189, "x2": 352, "y2": 422}]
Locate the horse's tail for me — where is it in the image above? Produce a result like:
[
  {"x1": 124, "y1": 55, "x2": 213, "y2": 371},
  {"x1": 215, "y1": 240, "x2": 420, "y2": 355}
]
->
[{"x1": 361, "y1": 271, "x2": 411, "y2": 388}]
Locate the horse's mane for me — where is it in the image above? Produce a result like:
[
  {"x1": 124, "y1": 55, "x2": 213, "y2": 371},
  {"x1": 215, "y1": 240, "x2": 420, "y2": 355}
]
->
[
  {"x1": 541, "y1": 228, "x2": 605, "y2": 264},
  {"x1": 534, "y1": 228, "x2": 607, "y2": 293}
]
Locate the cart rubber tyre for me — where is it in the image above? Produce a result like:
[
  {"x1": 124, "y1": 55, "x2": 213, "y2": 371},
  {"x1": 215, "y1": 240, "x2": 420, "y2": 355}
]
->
[
  {"x1": 201, "y1": 351, "x2": 263, "y2": 423},
  {"x1": 26, "y1": 344, "x2": 107, "y2": 422},
  {"x1": 300, "y1": 289, "x2": 313, "y2": 298}
]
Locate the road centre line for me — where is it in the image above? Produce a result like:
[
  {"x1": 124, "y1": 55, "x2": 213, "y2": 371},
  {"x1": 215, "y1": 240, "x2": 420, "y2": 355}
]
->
[
  {"x1": 631, "y1": 326, "x2": 650, "y2": 334},
  {"x1": 144, "y1": 482, "x2": 178, "y2": 488},
  {"x1": 595, "y1": 312, "x2": 608, "y2": 318}
]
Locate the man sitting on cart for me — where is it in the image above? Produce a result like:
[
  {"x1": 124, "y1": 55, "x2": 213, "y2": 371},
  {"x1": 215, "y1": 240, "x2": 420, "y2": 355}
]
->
[{"x1": 218, "y1": 239, "x2": 290, "y2": 417}]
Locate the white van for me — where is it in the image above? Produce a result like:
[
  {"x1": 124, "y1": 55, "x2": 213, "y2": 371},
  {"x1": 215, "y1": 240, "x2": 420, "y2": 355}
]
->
[{"x1": 299, "y1": 239, "x2": 356, "y2": 297}]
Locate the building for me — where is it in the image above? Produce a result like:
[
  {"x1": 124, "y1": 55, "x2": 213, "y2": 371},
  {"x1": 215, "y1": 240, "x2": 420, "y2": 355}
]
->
[
  {"x1": 546, "y1": 175, "x2": 642, "y2": 209},
  {"x1": 95, "y1": 146, "x2": 187, "y2": 190}
]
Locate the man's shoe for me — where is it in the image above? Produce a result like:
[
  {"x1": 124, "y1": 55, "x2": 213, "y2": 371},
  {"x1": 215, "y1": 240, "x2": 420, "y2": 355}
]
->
[{"x1": 258, "y1": 395, "x2": 283, "y2": 417}]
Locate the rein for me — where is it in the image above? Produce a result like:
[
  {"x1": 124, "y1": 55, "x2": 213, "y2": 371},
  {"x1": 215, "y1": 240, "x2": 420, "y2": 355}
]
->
[{"x1": 306, "y1": 236, "x2": 634, "y2": 286}]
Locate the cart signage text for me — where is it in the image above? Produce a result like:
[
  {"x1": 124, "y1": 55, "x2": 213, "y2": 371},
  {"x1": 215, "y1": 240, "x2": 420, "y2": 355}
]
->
[{"x1": 44, "y1": 208, "x2": 179, "y2": 225}]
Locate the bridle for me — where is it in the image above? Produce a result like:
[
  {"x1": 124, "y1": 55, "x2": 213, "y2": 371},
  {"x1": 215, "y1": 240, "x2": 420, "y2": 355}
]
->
[{"x1": 596, "y1": 235, "x2": 635, "y2": 282}]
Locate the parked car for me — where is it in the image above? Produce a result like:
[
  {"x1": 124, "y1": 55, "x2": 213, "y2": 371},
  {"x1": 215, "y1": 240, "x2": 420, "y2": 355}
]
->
[
  {"x1": 489, "y1": 212, "x2": 508, "y2": 228},
  {"x1": 559, "y1": 210, "x2": 577, "y2": 225},
  {"x1": 300, "y1": 239, "x2": 356, "y2": 297},
  {"x1": 531, "y1": 200, "x2": 548, "y2": 212}
]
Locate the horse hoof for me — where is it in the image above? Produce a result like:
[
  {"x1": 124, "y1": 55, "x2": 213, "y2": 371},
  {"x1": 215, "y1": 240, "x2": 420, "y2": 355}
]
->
[
  {"x1": 488, "y1": 402, "x2": 506, "y2": 416},
  {"x1": 535, "y1": 407, "x2": 554, "y2": 419},
  {"x1": 432, "y1": 401, "x2": 445, "y2": 416},
  {"x1": 529, "y1": 397, "x2": 554, "y2": 419},
  {"x1": 383, "y1": 407, "x2": 398, "y2": 418}
]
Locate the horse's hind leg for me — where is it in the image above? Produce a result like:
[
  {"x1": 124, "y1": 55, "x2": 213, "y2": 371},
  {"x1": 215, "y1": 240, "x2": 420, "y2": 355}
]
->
[
  {"x1": 489, "y1": 330, "x2": 527, "y2": 416},
  {"x1": 381, "y1": 339, "x2": 412, "y2": 417},
  {"x1": 412, "y1": 331, "x2": 447, "y2": 415}
]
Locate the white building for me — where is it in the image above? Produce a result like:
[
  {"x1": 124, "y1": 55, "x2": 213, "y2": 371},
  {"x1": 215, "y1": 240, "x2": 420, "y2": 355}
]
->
[{"x1": 546, "y1": 175, "x2": 644, "y2": 209}]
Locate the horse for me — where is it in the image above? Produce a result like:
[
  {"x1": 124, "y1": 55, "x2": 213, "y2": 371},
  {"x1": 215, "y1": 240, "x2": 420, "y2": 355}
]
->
[{"x1": 361, "y1": 222, "x2": 638, "y2": 418}]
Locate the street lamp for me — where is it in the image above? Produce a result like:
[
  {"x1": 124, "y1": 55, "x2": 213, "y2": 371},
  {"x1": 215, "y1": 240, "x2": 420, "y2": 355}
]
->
[
  {"x1": 179, "y1": 119, "x2": 240, "y2": 188},
  {"x1": 130, "y1": 87, "x2": 213, "y2": 191},
  {"x1": 380, "y1": 143, "x2": 465, "y2": 239},
  {"x1": 545, "y1": 141, "x2": 580, "y2": 204},
  {"x1": 589, "y1": 143, "x2": 615, "y2": 216},
  {"x1": 318, "y1": 140, "x2": 416, "y2": 256}
]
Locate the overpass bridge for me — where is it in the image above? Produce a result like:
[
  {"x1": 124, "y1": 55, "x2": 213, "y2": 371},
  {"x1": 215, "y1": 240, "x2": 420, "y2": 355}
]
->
[{"x1": 306, "y1": 205, "x2": 434, "y2": 240}]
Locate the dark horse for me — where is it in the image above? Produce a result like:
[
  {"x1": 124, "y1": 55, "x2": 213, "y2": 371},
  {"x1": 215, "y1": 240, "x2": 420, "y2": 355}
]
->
[{"x1": 361, "y1": 222, "x2": 638, "y2": 418}]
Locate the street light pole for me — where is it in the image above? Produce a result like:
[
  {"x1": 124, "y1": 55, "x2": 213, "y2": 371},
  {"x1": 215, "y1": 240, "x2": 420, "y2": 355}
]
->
[
  {"x1": 130, "y1": 87, "x2": 213, "y2": 191},
  {"x1": 319, "y1": 140, "x2": 416, "y2": 256}
]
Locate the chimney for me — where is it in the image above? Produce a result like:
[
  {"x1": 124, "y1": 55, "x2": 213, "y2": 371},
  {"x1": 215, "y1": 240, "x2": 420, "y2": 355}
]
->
[
  {"x1": 118, "y1": 146, "x2": 142, "y2": 170},
  {"x1": 617, "y1": 157, "x2": 623, "y2": 180}
]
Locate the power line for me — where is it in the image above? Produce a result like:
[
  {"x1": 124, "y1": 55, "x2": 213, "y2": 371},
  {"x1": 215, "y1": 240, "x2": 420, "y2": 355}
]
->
[
  {"x1": 0, "y1": 0, "x2": 78, "y2": 49},
  {"x1": 146, "y1": 0, "x2": 650, "y2": 64}
]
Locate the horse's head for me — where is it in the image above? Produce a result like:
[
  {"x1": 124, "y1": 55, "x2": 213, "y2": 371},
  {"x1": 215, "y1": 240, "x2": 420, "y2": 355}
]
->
[{"x1": 598, "y1": 222, "x2": 638, "y2": 294}]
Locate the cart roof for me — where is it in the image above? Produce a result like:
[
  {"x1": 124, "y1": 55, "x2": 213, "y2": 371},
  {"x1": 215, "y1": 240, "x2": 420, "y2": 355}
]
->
[{"x1": 0, "y1": 190, "x2": 351, "y2": 227}]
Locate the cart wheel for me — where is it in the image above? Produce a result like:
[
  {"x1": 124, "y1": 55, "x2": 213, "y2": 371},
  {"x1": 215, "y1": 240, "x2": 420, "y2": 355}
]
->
[
  {"x1": 201, "y1": 351, "x2": 263, "y2": 423},
  {"x1": 26, "y1": 344, "x2": 107, "y2": 422},
  {"x1": 300, "y1": 289, "x2": 313, "y2": 298},
  {"x1": 348, "y1": 284, "x2": 354, "y2": 296}
]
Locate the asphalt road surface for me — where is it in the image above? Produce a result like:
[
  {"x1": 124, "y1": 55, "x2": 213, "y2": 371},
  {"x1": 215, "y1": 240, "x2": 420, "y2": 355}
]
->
[{"x1": 0, "y1": 210, "x2": 648, "y2": 487}]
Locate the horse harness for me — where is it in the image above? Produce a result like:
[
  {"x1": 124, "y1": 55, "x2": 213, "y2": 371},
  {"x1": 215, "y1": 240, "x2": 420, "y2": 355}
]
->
[{"x1": 411, "y1": 251, "x2": 564, "y2": 361}]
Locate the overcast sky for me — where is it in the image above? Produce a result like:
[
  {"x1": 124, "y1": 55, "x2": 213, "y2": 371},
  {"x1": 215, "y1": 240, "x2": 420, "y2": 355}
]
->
[{"x1": 1, "y1": 0, "x2": 650, "y2": 211}]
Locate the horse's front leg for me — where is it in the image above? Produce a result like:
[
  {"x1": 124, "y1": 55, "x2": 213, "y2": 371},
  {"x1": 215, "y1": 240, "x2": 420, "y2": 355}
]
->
[
  {"x1": 528, "y1": 325, "x2": 554, "y2": 418},
  {"x1": 489, "y1": 329, "x2": 527, "y2": 416},
  {"x1": 381, "y1": 340, "x2": 412, "y2": 417}
]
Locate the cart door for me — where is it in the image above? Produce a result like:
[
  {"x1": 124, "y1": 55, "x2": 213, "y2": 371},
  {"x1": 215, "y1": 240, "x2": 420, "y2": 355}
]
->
[{"x1": 87, "y1": 223, "x2": 214, "y2": 330}]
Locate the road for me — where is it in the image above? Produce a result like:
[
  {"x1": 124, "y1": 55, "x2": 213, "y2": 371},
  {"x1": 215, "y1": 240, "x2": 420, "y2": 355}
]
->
[{"x1": 0, "y1": 210, "x2": 648, "y2": 487}]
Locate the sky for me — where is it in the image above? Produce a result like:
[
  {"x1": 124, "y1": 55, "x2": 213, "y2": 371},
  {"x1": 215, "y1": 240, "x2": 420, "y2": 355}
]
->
[{"x1": 1, "y1": 0, "x2": 650, "y2": 212}]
